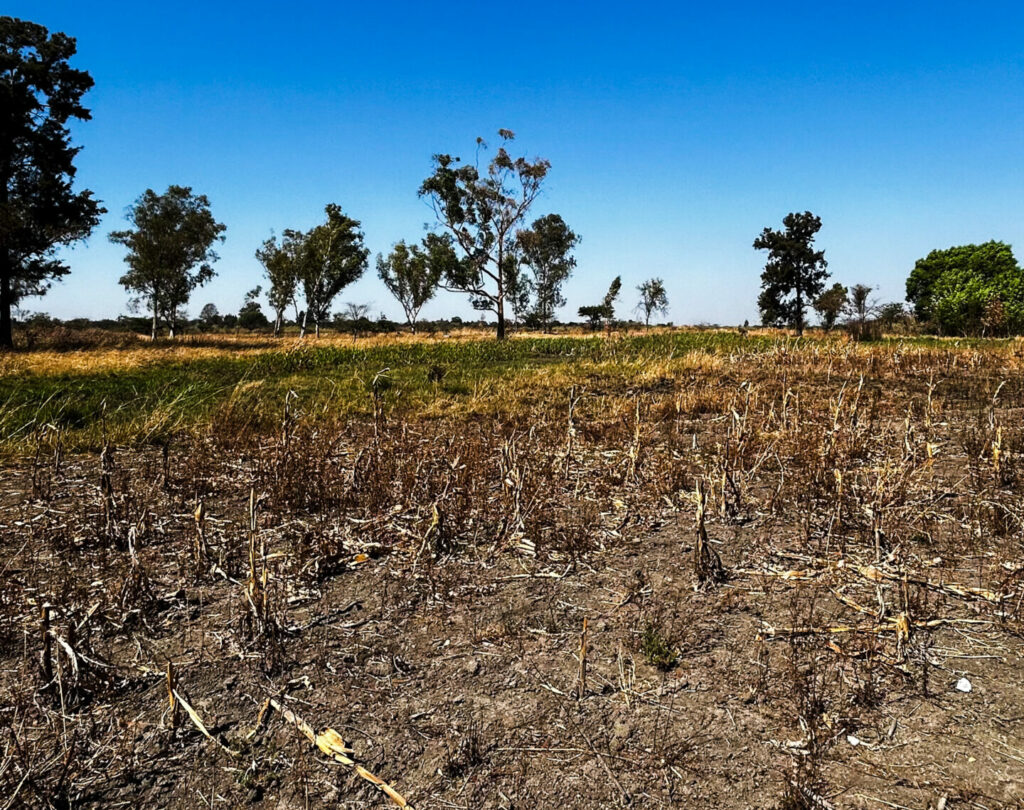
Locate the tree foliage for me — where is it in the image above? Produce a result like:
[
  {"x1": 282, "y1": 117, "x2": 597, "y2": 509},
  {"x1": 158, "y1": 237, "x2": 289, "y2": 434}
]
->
[
  {"x1": 419, "y1": 129, "x2": 550, "y2": 339},
  {"x1": 109, "y1": 185, "x2": 225, "y2": 339},
  {"x1": 905, "y1": 242, "x2": 1023, "y2": 334},
  {"x1": 579, "y1": 276, "x2": 621, "y2": 329},
  {"x1": 754, "y1": 211, "x2": 828, "y2": 335},
  {"x1": 238, "y1": 285, "x2": 268, "y2": 330},
  {"x1": 376, "y1": 234, "x2": 456, "y2": 331},
  {"x1": 296, "y1": 204, "x2": 368, "y2": 337},
  {"x1": 256, "y1": 232, "x2": 302, "y2": 335},
  {"x1": 514, "y1": 213, "x2": 579, "y2": 331},
  {"x1": 636, "y1": 278, "x2": 669, "y2": 327},
  {"x1": 0, "y1": 16, "x2": 104, "y2": 347},
  {"x1": 813, "y1": 282, "x2": 848, "y2": 330}
]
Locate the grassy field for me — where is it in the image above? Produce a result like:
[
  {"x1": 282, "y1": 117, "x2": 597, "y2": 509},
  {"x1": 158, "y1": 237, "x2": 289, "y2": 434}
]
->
[{"x1": 2, "y1": 329, "x2": 1024, "y2": 808}]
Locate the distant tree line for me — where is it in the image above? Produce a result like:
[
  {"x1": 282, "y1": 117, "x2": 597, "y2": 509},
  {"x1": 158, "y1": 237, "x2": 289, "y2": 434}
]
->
[
  {"x1": 753, "y1": 211, "x2": 1024, "y2": 338},
  {"x1": 5, "y1": 16, "x2": 1024, "y2": 347}
]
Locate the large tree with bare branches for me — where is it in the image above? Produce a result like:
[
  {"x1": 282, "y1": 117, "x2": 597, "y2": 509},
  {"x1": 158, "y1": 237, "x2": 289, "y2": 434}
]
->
[{"x1": 419, "y1": 130, "x2": 550, "y2": 339}]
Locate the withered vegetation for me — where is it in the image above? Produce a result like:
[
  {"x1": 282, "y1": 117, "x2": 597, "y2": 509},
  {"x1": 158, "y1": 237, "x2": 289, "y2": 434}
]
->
[{"x1": 2, "y1": 331, "x2": 1024, "y2": 808}]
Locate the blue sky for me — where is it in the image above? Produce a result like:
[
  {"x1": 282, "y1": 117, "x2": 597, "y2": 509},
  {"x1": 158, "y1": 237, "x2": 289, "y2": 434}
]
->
[{"x1": 9, "y1": 1, "x2": 1024, "y2": 325}]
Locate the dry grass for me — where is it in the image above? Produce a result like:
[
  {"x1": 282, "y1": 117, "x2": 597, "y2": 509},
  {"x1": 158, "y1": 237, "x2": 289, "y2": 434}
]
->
[{"x1": 1, "y1": 330, "x2": 1023, "y2": 808}]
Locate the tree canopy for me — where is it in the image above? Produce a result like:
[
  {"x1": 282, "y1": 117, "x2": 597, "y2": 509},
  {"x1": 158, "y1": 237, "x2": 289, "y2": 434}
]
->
[
  {"x1": 296, "y1": 204, "x2": 368, "y2": 337},
  {"x1": 905, "y1": 242, "x2": 1023, "y2": 335},
  {"x1": 0, "y1": 16, "x2": 104, "y2": 348},
  {"x1": 257, "y1": 232, "x2": 302, "y2": 335},
  {"x1": 813, "y1": 282, "x2": 848, "y2": 330},
  {"x1": 514, "y1": 213, "x2": 579, "y2": 331},
  {"x1": 754, "y1": 211, "x2": 828, "y2": 335},
  {"x1": 376, "y1": 234, "x2": 457, "y2": 332},
  {"x1": 579, "y1": 276, "x2": 621, "y2": 330},
  {"x1": 109, "y1": 185, "x2": 225, "y2": 339},
  {"x1": 419, "y1": 129, "x2": 551, "y2": 339},
  {"x1": 636, "y1": 278, "x2": 669, "y2": 327}
]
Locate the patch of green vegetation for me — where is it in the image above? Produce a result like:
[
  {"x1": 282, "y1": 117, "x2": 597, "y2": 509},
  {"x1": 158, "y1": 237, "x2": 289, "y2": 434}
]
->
[
  {"x1": 0, "y1": 332, "x2": 794, "y2": 455},
  {"x1": 640, "y1": 620, "x2": 678, "y2": 671}
]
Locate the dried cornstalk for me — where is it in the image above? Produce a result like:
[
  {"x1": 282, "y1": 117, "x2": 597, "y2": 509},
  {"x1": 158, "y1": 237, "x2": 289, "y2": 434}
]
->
[
  {"x1": 576, "y1": 617, "x2": 589, "y2": 700},
  {"x1": 166, "y1": 661, "x2": 179, "y2": 730},
  {"x1": 193, "y1": 499, "x2": 208, "y2": 564},
  {"x1": 694, "y1": 479, "x2": 725, "y2": 588},
  {"x1": 266, "y1": 698, "x2": 411, "y2": 808}
]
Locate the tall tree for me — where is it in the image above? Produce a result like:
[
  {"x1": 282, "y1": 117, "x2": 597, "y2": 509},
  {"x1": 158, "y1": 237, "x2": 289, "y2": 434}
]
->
[
  {"x1": 813, "y1": 282, "x2": 848, "y2": 330},
  {"x1": 753, "y1": 211, "x2": 829, "y2": 336},
  {"x1": 905, "y1": 242, "x2": 1021, "y2": 331},
  {"x1": 199, "y1": 302, "x2": 220, "y2": 328},
  {"x1": 579, "y1": 276, "x2": 621, "y2": 330},
  {"x1": 516, "y1": 213, "x2": 579, "y2": 332},
  {"x1": 256, "y1": 231, "x2": 302, "y2": 336},
  {"x1": 238, "y1": 286, "x2": 269, "y2": 330},
  {"x1": 636, "y1": 278, "x2": 669, "y2": 327},
  {"x1": 297, "y1": 204, "x2": 367, "y2": 338},
  {"x1": 376, "y1": 233, "x2": 456, "y2": 332},
  {"x1": 0, "y1": 17, "x2": 104, "y2": 348},
  {"x1": 110, "y1": 185, "x2": 225, "y2": 339},
  {"x1": 846, "y1": 283, "x2": 876, "y2": 340},
  {"x1": 419, "y1": 129, "x2": 550, "y2": 340}
]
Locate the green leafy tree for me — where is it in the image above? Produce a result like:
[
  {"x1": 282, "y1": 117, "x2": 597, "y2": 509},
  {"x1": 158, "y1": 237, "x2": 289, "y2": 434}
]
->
[
  {"x1": 515, "y1": 213, "x2": 579, "y2": 332},
  {"x1": 877, "y1": 302, "x2": 908, "y2": 328},
  {"x1": 256, "y1": 232, "x2": 303, "y2": 336},
  {"x1": 238, "y1": 285, "x2": 269, "y2": 330},
  {"x1": 905, "y1": 242, "x2": 1018, "y2": 322},
  {"x1": 754, "y1": 211, "x2": 829, "y2": 335},
  {"x1": 813, "y1": 282, "x2": 848, "y2": 330},
  {"x1": 579, "y1": 276, "x2": 621, "y2": 330},
  {"x1": 110, "y1": 185, "x2": 225, "y2": 339},
  {"x1": 376, "y1": 233, "x2": 456, "y2": 332},
  {"x1": 905, "y1": 242, "x2": 1024, "y2": 334},
  {"x1": 199, "y1": 302, "x2": 220, "y2": 329},
  {"x1": 636, "y1": 278, "x2": 669, "y2": 327},
  {"x1": 296, "y1": 204, "x2": 368, "y2": 338},
  {"x1": 0, "y1": 17, "x2": 104, "y2": 348},
  {"x1": 419, "y1": 129, "x2": 551, "y2": 340}
]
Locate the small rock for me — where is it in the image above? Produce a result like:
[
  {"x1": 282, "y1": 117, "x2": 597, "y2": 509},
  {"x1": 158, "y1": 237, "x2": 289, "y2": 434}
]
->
[
  {"x1": 464, "y1": 658, "x2": 481, "y2": 676},
  {"x1": 610, "y1": 720, "x2": 632, "y2": 753},
  {"x1": 955, "y1": 677, "x2": 972, "y2": 693}
]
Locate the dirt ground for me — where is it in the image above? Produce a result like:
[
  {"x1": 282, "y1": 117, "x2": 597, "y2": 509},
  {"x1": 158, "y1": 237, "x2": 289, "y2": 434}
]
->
[
  {"x1": 4, "y1": 345, "x2": 1024, "y2": 809},
  {"x1": 2, "y1": 451, "x2": 1023, "y2": 810}
]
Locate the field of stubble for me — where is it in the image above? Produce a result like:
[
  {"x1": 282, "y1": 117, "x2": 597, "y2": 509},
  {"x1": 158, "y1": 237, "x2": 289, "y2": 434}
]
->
[{"x1": 1, "y1": 329, "x2": 1023, "y2": 809}]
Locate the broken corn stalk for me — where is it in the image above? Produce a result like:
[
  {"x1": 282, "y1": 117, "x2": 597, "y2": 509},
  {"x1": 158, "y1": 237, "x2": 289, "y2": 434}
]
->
[{"x1": 268, "y1": 698, "x2": 410, "y2": 808}]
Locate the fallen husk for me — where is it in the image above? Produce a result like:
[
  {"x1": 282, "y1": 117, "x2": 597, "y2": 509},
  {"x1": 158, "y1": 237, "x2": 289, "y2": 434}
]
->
[{"x1": 264, "y1": 697, "x2": 410, "y2": 808}]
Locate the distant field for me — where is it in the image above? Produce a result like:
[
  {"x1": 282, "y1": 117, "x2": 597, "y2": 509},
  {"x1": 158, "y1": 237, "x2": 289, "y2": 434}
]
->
[
  {"x1": 0, "y1": 330, "x2": 773, "y2": 452},
  {"x1": 3, "y1": 328, "x2": 1021, "y2": 454}
]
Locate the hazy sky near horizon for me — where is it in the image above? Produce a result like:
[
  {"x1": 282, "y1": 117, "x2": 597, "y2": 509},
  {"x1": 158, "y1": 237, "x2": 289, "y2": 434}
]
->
[{"x1": 8, "y1": 1, "x2": 1024, "y2": 325}]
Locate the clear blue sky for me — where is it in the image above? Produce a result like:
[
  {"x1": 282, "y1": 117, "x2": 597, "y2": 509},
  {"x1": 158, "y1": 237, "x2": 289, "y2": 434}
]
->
[{"x1": 9, "y1": 1, "x2": 1024, "y2": 325}]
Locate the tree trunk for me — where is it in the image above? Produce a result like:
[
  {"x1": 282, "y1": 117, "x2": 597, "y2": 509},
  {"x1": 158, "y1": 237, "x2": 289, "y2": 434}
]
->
[
  {"x1": 795, "y1": 287, "x2": 804, "y2": 336},
  {"x1": 496, "y1": 299, "x2": 506, "y2": 340},
  {"x1": 273, "y1": 313, "x2": 282, "y2": 337},
  {"x1": 151, "y1": 299, "x2": 159, "y2": 341},
  {"x1": 299, "y1": 309, "x2": 307, "y2": 339},
  {"x1": 0, "y1": 271, "x2": 13, "y2": 350}
]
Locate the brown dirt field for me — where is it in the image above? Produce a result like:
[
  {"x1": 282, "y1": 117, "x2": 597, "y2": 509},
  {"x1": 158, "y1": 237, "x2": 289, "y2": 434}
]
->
[{"x1": 3, "y1": 343, "x2": 1024, "y2": 809}]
